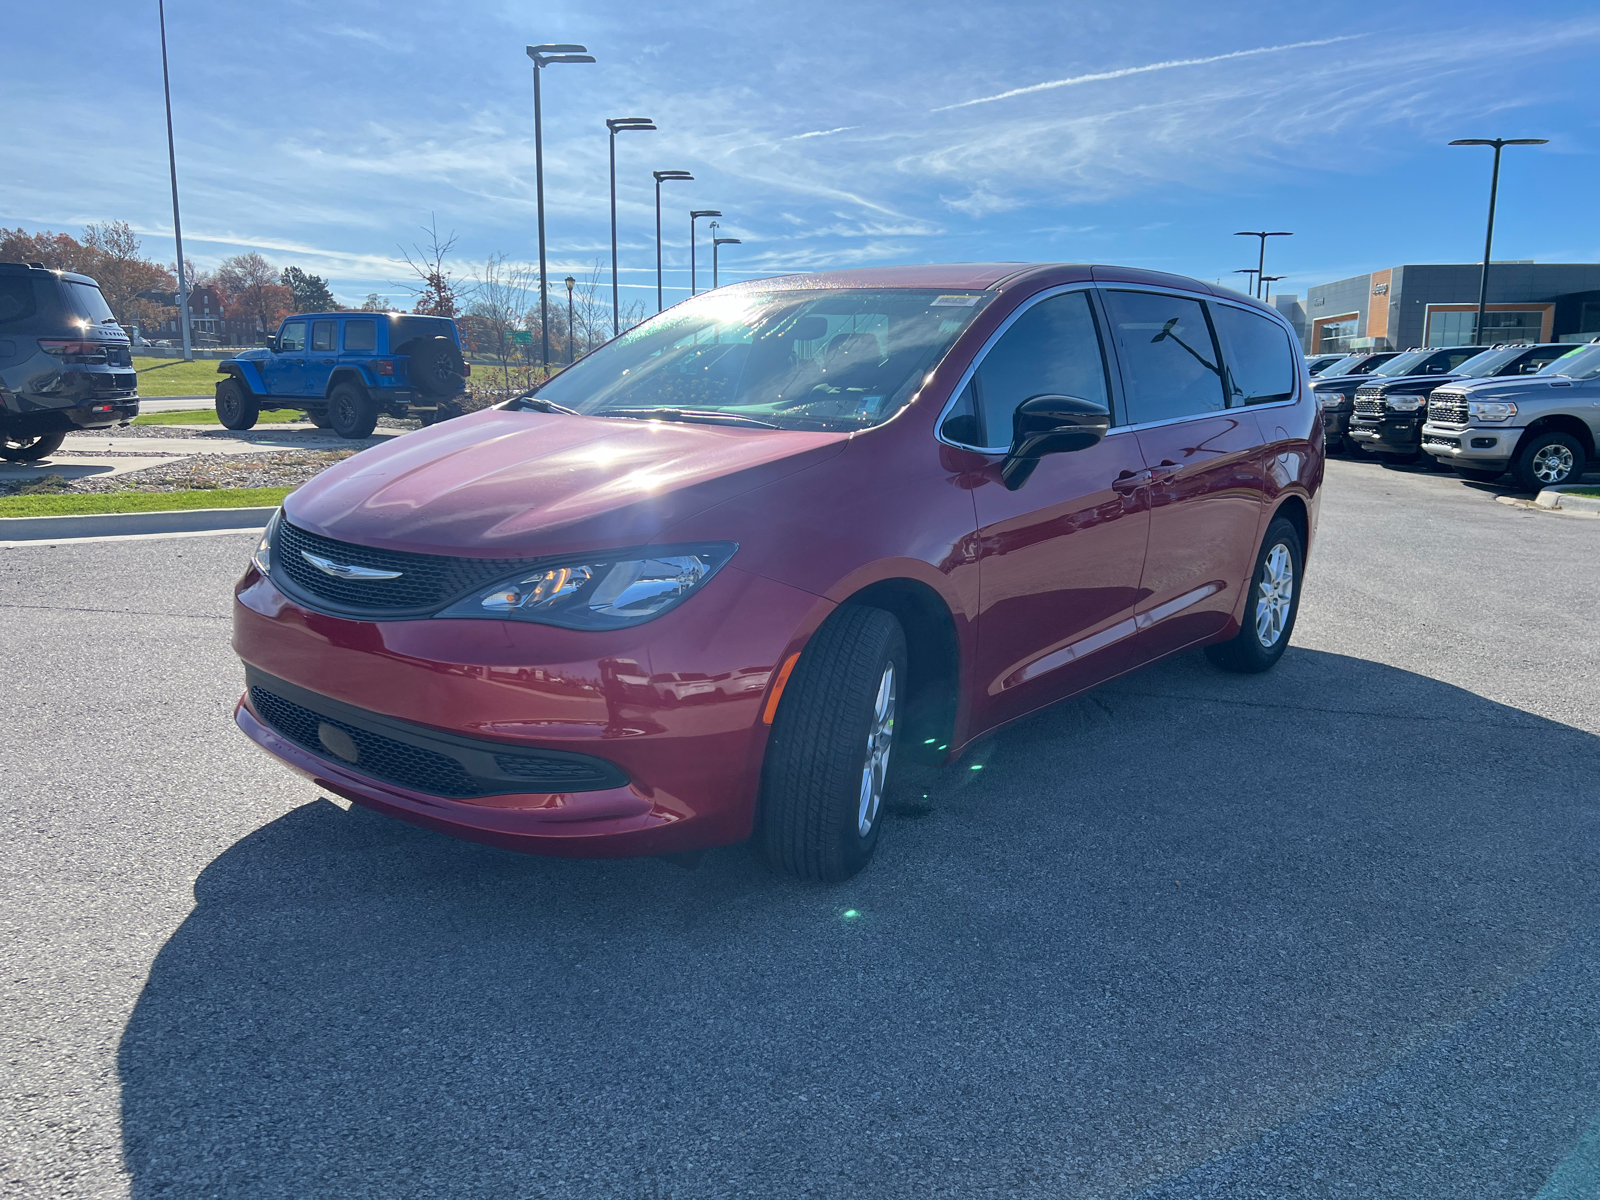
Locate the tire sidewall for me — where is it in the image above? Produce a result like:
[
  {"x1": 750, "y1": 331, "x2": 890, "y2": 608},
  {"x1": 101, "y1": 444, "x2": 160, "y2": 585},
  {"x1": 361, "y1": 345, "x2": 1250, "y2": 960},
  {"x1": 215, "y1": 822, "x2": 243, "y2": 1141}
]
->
[
  {"x1": 1515, "y1": 432, "x2": 1585, "y2": 491},
  {"x1": 215, "y1": 378, "x2": 258, "y2": 430},
  {"x1": 1239, "y1": 518, "x2": 1304, "y2": 670},
  {"x1": 0, "y1": 431, "x2": 65, "y2": 461},
  {"x1": 839, "y1": 625, "x2": 907, "y2": 876},
  {"x1": 328, "y1": 383, "x2": 377, "y2": 439}
]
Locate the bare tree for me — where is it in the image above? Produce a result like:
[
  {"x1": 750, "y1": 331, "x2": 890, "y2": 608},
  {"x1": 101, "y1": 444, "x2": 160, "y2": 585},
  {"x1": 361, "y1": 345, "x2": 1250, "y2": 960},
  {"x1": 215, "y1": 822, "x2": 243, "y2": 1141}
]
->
[
  {"x1": 216, "y1": 252, "x2": 291, "y2": 340},
  {"x1": 395, "y1": 215, "x2": 461, "y2": 317},
  {"x1": 467, "y1": 254, "x2": 537, "y2": 402}
]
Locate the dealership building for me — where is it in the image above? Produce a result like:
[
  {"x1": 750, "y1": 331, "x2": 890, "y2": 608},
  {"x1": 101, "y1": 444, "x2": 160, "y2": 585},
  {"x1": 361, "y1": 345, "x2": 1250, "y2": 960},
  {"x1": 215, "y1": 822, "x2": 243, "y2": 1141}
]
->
[{"x1": 1281, "y1": 263, "x2": 1600, "y2": 353}]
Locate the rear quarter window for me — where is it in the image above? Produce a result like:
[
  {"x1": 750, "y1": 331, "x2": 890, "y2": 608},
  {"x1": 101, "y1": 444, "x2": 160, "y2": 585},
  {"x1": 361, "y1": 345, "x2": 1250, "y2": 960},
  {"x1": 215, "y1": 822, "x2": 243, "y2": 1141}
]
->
[
  {"x1": 1210, "y1": 302, "x2": 1297, "y2": 406},
  {"x1": 0, "y1": 276, "x2": 40, "y2": 324},
  {"x1": 343, "y1": 319, "x2": 377, "y2": 352}
]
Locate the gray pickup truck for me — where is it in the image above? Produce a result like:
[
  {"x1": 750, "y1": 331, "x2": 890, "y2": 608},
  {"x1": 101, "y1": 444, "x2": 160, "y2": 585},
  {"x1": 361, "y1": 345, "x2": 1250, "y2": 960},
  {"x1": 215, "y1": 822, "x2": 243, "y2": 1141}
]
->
[{"x1": 1421, "y1": 340, "x2": 1600, "y2": 489}]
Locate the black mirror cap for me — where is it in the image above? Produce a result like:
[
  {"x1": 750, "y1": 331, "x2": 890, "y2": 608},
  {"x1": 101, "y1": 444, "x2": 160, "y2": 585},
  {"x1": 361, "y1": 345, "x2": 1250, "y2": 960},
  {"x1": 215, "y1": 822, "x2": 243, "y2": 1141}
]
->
[
  {"x1": 265, "y1": 336, "x2": 279, "y2": 353},
  {"x1": 1001, "y1": 394, "x2": 1110, "y2": 490}
]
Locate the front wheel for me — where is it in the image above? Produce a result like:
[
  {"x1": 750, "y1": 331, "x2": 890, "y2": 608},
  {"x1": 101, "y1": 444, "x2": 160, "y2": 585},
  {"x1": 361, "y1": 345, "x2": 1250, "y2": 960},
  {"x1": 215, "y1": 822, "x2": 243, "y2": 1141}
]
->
[
  {"x1": 1206, "y1": 516, "x2": 1304, "y2": 675},
  {"x1": 0, "y1": 431, "x2": 66, "y2": 461},
  {"x1": 215, "y1": 377, "x2": 259, "y2": 431},
  {"x1": 760, "y1": 606, "x2": 906, "y2": 882},
  {"x1": 1513, "y1": 432, "x2": 1585, "y2": 492}
]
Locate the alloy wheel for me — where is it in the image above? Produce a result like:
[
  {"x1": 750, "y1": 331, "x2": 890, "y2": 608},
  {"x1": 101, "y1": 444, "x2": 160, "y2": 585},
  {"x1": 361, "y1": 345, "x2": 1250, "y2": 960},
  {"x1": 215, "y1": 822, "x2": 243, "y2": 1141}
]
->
[
  {"x1": 1532, "y1": 444, "x2": 1575, "y2": 485},
  {"x1": 1254, "y1": 543, "x2": 1294, "y2": 648},
  {"x1": 857, "y1": 663, "x2": 896, "y2": 837}
]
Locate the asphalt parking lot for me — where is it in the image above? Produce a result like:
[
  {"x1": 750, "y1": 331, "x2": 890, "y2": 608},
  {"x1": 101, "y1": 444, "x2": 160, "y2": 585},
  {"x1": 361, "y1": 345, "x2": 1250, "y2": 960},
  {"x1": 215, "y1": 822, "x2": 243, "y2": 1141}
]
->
[{"x1": 2, "y1": 458, "x2": 1598, "y2": 1199}]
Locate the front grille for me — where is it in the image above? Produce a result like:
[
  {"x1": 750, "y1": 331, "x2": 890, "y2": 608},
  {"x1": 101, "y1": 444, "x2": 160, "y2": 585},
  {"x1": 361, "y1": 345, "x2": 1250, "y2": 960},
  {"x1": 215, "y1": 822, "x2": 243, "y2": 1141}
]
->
[
  {"x1": 1429, "y1": 392, "x2": 1469, "y2": 425},
  {"x1": 248, "y1": 676, "x2": 627, "y2": 796},
  {"x1": 251, "y1": 685, "x2": 480, "y2": 796},
  {"x1": 1353, "y1": 390, "x2": 1385, "y2": 418},
  {"x1": 274, "y1": 519, "x2": 534, "y2": 614}
]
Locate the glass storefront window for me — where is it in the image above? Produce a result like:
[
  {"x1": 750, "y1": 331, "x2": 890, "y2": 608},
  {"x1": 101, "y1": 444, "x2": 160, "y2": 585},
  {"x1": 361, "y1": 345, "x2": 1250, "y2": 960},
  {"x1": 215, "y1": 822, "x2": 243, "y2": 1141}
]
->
[{"x1": 1426, "y1": 309, "x2": 1544, "y2": 347}]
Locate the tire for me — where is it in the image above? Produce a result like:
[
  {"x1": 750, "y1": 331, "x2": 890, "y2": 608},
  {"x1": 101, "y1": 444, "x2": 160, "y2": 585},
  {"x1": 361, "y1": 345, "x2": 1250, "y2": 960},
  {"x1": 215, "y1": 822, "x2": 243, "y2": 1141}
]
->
[
  {"x1": 402, "y1": 336, "x2": 467, "y2": 398},
  {"x1": 760, "y1": 606, "x2": 906, "y2": 882},
  {"x1": 305, "y1": 408, "x2": 332, "y2": 429},
  {"x1": 327, "y1": 381, "x2": 378, "y2": 439},
  {"x1": 1455, "y1": 466, "x2": 1504, "y2": 484},
  {"x1": 1205, "y1": 516, "x2": 1304, "y2": 675},
  {"x1": 215, "y1": 377, "x2": 259, "y2": 431},
  {"x1": 0, "y1": 431, "x2": 66, "y2": 461},
  {"x1": 1513, "y1": 431, "x2": 1585, "y2": 492}
]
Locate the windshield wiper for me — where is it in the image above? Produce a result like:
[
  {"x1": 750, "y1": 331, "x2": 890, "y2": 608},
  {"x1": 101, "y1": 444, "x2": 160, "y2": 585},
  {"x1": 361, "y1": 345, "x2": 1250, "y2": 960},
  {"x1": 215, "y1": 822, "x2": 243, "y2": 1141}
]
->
[
  {"x1": 504, "y1": 393, "x2": 579, "y2": 415},
  {"x1": 599, "y1": 407, "x2": 779, "y2": 429}
]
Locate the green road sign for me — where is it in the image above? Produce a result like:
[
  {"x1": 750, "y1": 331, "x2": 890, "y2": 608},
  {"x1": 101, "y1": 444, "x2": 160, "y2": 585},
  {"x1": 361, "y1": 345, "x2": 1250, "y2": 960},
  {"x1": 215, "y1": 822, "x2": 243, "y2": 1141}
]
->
[{"x1": 510, "y1": 330, "x2": 533, "y2": 345}]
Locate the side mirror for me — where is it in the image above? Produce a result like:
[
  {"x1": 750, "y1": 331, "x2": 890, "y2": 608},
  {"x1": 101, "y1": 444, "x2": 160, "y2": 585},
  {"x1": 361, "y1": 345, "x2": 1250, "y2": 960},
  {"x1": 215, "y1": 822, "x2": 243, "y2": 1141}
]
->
[
  {"x1": 1001, "y1": 394, "x2": 1110, "y2": 490},
  {"x1": 265, "y1": 335, "x2": 280, "y2": 353}
]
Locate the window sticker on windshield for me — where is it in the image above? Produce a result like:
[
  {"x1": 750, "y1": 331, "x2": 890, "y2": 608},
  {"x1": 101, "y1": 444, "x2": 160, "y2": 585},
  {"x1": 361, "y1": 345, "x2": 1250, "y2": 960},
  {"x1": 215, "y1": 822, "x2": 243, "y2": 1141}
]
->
[{"x1": 931, "y1": 295, "x2": 981, "y2": 307}]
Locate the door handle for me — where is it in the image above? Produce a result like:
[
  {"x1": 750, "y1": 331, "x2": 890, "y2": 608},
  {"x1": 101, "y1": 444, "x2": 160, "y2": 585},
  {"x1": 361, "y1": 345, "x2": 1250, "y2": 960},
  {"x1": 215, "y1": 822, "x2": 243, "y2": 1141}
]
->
[
  {"x1": 1148, "y1": 461, "x2": 1184, "y2": 481},
  {"x1": 319, "y1": 358, "x2": 335, "y2": 364},
  {"x1": 1111, "y1": 469, "x2": 1150, "y2": 494}
]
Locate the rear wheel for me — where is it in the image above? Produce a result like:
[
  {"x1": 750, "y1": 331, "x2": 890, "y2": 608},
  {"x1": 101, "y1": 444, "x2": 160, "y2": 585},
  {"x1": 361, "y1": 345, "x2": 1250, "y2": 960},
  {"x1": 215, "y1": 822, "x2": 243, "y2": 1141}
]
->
[
  {"x1": 1206, "y1": 517, "x2": 1303, "y2": 675},
  {"x1": 215, "y1": 377, "x2": 259, "y2": 431},
  {"x1": 0, "y1": 431, "x2": 66, "y2": 461},
  {"x1": 328, "y1": 382, "x2": 378, "y2": 439},
  {"x1": 305, "y1": 408, "x2": 332, "y2": 429},
  {"x1": 760, "y1": 606, "x2": 906, "y2": 882},
  {"x1": 1513, "y1": 432, "x2": 1585, "y2": 492}
]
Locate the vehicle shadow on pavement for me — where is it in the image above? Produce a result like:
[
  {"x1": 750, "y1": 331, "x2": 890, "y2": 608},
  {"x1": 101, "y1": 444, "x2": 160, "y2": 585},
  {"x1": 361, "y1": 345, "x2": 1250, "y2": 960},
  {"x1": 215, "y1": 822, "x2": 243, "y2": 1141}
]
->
[{"x1": 117, "y1": 649, "x2": 1600, "y2": 1200}]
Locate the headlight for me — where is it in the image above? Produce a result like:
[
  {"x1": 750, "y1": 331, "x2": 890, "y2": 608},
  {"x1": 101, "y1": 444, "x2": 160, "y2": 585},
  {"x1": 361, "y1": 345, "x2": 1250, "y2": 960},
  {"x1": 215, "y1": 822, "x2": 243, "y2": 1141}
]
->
[
  {"x1": 1467, "y1": 400, "x2": 1518, "y2": 423},
  {"x1": 437, "y1": 543, "x2": 737, "y2": 629},
  {"x1": 1318, "y1": 392, "x2": 1346, "y2": 407},
  {"x1": 252, "y1": 509, "x2": 280, "y2": 574},
  {"x1": 1386, "y1": 394, "x2": 1426, "y2": 412}
]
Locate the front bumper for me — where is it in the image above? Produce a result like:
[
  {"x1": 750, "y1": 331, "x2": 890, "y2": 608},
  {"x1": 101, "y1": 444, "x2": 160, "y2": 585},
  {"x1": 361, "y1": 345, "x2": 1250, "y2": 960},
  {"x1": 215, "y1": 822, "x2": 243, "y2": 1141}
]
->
[
  {"x1": 1419, "y1": 422, "x2": 1521, "y2": 468},
  {"x1": 232, "y1": 562, "x2": 827, "y2": 857},
  {"x1": 1347, "y1": 412, "x2": 1423, "y2": 454}
]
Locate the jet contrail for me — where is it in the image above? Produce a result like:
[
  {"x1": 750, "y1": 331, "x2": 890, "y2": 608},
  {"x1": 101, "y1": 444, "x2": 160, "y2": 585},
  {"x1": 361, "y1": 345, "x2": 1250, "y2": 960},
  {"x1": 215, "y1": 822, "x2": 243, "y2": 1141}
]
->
[{"x1": 932, "y1": 35, "x2": 1364, "y2": 112}]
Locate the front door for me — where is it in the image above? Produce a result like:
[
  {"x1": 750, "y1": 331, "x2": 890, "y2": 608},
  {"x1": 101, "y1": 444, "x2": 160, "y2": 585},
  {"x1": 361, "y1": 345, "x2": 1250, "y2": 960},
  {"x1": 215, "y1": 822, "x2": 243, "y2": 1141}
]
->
[
  {"x1": 957, "y1": 288, "x2": 1151, "y2": 730},
  {"x1": 261, "y1": 320, "x2": 307, "y2": 398},
  {"x1": 1100, "y1": 290, "x2": 1270, "y2": 665}
]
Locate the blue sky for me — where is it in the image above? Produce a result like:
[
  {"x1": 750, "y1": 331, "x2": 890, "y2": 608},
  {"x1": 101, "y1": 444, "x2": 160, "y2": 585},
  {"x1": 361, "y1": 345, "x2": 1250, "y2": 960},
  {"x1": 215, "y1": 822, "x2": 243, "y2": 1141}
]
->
[{"x1": 3, "y1": 0, "x2": 1598, "y2": 311}]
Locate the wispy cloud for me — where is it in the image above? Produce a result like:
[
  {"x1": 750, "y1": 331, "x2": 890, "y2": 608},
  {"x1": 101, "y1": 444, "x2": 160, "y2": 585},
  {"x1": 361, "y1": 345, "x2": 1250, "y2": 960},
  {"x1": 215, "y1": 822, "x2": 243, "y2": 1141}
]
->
[
  {"x1": 785, "y1": 126, "x2": 858, "y2": 140},
  {"x1": 930, "y1": 35, "x2": 1366, "y2": 112}
]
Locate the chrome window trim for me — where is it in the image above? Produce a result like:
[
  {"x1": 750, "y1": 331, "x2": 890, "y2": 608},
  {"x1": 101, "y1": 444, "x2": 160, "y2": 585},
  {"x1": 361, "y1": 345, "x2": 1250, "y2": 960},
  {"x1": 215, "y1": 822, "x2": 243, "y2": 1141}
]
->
[{"x1": 935, "y1": 281, "x2": 1306, "y2": 453}]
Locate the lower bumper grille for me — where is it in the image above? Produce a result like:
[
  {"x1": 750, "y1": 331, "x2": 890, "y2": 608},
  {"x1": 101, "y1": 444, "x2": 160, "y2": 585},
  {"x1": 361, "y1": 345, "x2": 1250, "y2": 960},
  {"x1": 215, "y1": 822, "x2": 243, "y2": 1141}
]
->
[{"x1": 246, "y1": 668, "x2": 628, "y2": 797}]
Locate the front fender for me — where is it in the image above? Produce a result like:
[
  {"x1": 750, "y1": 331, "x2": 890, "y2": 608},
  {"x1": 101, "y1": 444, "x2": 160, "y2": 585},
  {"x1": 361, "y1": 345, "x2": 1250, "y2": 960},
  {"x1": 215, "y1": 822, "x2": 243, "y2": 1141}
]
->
[{"x1": 222, "y1": 360, "x2": 269, "y2": 394}]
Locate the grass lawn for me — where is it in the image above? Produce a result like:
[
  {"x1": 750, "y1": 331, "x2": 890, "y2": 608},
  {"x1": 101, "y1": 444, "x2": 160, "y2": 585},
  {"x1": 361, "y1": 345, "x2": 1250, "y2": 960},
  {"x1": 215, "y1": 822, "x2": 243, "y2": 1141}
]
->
[
  {"x1": 132, "y1": 356, "x2": 229, "y2": 397},
  {"x1": 0, "y1": 487, "x2": 291, "y2": 518},
  {"x1": 132, "y1": 408, "x2": 306, "y2": 426},
  {"x1": 1562, "y1": 487, "x2": 1600, "y2": 498}
]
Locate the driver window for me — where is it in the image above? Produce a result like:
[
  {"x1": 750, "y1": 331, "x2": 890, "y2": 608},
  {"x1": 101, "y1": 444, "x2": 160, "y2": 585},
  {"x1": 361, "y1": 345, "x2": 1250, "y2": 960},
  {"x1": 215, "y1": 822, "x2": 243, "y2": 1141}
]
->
[
  {"x1": 278, "y1": 322, "x2": 306, "y2": 353},
  {"x1": 946, "y1": 290, "x2": 1110, "y2": 448}
]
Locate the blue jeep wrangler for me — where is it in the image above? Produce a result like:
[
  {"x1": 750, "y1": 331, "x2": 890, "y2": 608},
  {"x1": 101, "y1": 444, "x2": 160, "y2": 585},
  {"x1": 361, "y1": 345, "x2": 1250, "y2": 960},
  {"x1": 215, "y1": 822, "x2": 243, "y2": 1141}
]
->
[{"x1": 216, "y1": 311, "x2": 469, "y2": 439}]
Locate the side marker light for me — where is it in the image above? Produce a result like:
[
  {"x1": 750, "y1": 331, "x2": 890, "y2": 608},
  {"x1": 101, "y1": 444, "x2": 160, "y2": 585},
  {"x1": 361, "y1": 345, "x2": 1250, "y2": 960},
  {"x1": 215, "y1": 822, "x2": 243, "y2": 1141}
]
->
[{"x1": 761, "y1": 652, "x2": 801, "y2": 724}]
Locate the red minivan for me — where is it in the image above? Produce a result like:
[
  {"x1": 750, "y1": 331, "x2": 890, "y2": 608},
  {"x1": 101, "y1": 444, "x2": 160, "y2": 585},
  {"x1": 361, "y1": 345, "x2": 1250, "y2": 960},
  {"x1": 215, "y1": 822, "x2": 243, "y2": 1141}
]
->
[{"x1": 234, "y1": 264, "x2": 1320, "y2": 880}]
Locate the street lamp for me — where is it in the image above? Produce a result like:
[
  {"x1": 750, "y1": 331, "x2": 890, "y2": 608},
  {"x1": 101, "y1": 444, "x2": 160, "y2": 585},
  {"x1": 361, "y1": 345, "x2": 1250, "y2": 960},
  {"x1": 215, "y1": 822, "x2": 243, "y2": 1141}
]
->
[
  {"x1": 653, "y1": 170, "x2": 693, "y2": 311},
  {"x1": 1450, "y1": 137, "x2": 1549, "y2": 344},
  {"x1": 527, "y1": 43, "x2": 595, "y2": 371},
  {"x1": 713, "y1": 237, "x2": 741, "y2": 290},
  {"x1": 1260, "y1": 275, "x2": 1285, "y2": 303},
  {"x1": 690, "y1": 210, "x2": 721, "y2": 295},
  {"x1": 157, "y1": 0, "x2": 192, "y2": 361},
  {"x1": 1232, "y1": 268, "x2": 1259, "y2": 295},
  {"x1": 606, "y1": 117, "x2": 655, "y2": 337},
  {"x1": 1233, "y1": 231, "x2": 1292, "y2": 298},
  {"x1": 564, "y1": 275, "x2": 576, "y2": 364}
]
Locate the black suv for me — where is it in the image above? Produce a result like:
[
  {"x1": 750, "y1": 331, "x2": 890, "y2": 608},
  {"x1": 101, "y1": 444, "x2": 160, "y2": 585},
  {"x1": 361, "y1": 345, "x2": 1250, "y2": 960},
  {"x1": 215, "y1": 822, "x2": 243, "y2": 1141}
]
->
[
  {"x1": 0, "y1": 262, "x2": 137, "y2": 460},
  {"x1": 1348, "y1": 343, "x2": 1572, "y2": 463}
]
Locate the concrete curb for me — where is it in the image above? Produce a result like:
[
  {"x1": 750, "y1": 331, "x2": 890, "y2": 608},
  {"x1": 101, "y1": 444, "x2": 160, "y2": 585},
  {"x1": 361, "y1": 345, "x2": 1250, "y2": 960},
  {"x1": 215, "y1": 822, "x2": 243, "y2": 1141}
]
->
[
  {"x1": 0, "y1": 506, "x2": 276, "y2": 542},
  {"x1": 1533, "y1": 485, "x2": 1600, "y2": 514}
]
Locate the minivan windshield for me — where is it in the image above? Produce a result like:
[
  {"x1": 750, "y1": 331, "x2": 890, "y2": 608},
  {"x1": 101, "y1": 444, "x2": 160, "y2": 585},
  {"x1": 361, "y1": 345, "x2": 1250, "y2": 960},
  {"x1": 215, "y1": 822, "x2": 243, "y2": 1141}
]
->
[
  {"x1": 1539, "y1": 344, "x2": 1600, "y2": 380},
  {"x1": 530, "y1": 288, "x2": 993, "y2": 432}
]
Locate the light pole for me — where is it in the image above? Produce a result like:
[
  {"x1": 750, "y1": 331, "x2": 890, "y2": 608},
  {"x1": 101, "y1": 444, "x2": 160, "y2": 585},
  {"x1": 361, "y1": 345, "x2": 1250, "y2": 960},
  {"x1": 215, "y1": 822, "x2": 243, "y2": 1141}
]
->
[
  {"x1": 713, "y1": 237, "x2": 741, "y2": 290},
  {"x1": 1260, "y1": 275, "x2": 1284, "y2": 303},
  {"x1": 157, "y1": 0, "x2": 192, "y2": 361},
  {"x1": 564, "y1": 275, "x2": 576, "y2": 364},
  {"x1": 527, "y1": 43, "x2": 595, "y2": 371},
  {"x1": 1450, "y1": 137, "x2": 1549, "y2": 344},
  {"x1": 606, "y1": 117, "x2": 655, "y2": 337},
  {"x1": 1234, "y1": 231, "x2": 1292, "y2": 298},
  {"x1": 689, "y1": 210, "x2": 721, "y2": 295},
  {"x1": 653, "y1": 170, "x2": 693, "y2": 311},
  {"x1": 1232, "y1": 268, "x2": 1259, "y2": 295}
]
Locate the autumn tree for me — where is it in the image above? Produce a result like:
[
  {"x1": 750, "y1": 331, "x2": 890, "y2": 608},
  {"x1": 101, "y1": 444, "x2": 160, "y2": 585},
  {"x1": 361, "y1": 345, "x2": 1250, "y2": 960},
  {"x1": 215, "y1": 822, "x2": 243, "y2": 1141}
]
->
[
  {"x1": 217, "y1": 252, "x2": 292, "y2": 339},
  {"x1": 82, "y1": 221, "x2": 178, "y2": 330},
  {"x1": 396, "y1": 216, "x2": 460, "y2": 317}
]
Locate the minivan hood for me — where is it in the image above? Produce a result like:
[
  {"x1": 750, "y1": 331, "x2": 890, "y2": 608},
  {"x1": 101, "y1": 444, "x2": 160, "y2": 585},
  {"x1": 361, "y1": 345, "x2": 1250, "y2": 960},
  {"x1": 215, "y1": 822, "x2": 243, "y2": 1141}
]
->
[{"x1": 284, "y1": 408, "x2": 849, "y2": 558}]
